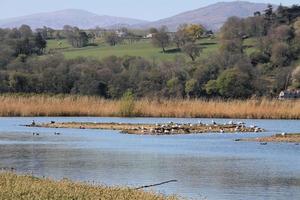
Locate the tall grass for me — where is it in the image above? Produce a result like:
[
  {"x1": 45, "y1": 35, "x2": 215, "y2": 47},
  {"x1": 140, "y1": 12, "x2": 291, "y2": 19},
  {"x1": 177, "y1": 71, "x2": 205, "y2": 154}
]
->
[
  {"x1": 119, "y1": 91, "x2": 135, "y2": 117},
  {"x1": 0, "y1": 172, "x2": 178, "y2": 200},
  {"x1": 0, "y1": 94, "x2": 300, "y2": 119}
]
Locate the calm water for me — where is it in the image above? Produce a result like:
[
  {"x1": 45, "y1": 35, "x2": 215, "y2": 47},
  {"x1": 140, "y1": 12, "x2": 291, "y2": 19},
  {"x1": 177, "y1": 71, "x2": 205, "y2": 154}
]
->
[{"x1": 0, "y1": 117, "x2": 299, "y2": 200}]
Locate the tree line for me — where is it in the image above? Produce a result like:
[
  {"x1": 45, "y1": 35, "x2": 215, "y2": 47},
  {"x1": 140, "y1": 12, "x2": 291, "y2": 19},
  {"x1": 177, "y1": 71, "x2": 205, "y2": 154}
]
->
[{"x1": 0, "y1": 4, "x2": 299, "y2": 99}]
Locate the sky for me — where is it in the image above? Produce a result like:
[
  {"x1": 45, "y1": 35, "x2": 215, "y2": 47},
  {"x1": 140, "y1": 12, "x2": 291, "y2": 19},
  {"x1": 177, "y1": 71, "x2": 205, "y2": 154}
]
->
[{"x1": 0, "y1": 0, "x2": 297, "y2": 21}]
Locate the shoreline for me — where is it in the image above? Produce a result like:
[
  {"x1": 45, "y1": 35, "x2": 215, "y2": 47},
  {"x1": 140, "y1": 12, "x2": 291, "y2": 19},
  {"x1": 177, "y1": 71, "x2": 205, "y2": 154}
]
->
[
  {"x1": 28, "y1": 121, "x2": 264, "y2": 135},
  {"x1": 0, "y1": 172, "x2": 178, "y2": 200}
]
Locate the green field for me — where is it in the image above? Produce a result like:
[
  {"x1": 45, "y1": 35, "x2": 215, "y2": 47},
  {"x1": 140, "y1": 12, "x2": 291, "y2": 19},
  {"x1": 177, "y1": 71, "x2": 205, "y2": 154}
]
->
[
  {"x1": 46, "y1": 37, "x2": 265, "y2": 62},
  {"x1": 46, "y1": 37, "x2": 219, "y2": 61}
]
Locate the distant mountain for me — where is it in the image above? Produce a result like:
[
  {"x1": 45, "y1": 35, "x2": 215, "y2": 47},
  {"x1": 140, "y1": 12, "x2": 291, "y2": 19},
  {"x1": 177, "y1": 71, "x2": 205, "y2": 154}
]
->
[
  {"x1": 134, "y1": 1, "x2": 276, "y2": 31},
  {"x1": 0, "y1": 9, "x2": 148, "y2": 29},
  {"x1": 0, "y1": 1, "x2": 277, "y2": 31}
]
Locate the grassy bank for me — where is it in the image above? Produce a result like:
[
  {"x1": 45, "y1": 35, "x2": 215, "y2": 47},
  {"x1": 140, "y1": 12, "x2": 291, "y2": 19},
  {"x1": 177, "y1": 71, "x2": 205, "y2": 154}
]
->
[
  {"x1": 0, "y1": 172, "x2": 178, "y2": 200},
  {"x1": 0, "y1": 94, "x2": 300, "y2": 119}
]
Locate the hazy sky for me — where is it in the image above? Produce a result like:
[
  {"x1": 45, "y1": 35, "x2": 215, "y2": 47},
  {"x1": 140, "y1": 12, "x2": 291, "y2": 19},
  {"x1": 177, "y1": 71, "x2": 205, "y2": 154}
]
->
[{"x1": 0, "y1": 0, "x2": 297, "y2": 20}]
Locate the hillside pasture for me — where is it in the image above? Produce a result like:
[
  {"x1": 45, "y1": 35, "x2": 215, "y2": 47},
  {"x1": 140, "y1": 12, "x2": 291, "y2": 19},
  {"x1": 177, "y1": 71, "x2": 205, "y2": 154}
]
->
[{"x1": 46, "y1": 37, "x2": 220, "y2": 61}]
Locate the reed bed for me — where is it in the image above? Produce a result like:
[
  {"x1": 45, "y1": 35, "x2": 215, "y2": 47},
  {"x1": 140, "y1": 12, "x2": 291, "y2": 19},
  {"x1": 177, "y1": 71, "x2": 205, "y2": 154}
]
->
[
  {"x1": 0, "y1": 172, "x2": 178, "y2": 200},
  {"x1": 0, "y1": 94, "x2": 300, "y2": 119}
]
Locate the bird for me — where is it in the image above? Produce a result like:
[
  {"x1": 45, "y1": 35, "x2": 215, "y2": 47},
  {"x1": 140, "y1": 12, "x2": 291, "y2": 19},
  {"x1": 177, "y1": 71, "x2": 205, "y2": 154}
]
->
[{"x1": 228, "y1": 121, "x2": 234, "y2": 125}]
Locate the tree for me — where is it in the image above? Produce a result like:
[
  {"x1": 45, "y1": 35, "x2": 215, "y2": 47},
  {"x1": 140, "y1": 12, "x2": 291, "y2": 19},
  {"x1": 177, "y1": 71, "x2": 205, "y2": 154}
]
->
[
  {"x1": 173, "y1": 24, "x2": 190, "y2": 48},
  {"x1": 166, "y1": 77, "x2": 184, "y2": 98},
  {"x1": 216, "y1": 68, "x2": 253, "y2": 98},
  {"x1": 270, "y1": 25, "x2": 293, "y2": 43},
  {"x1": 185, "y1": 24, "x2": 205, "y2": 41},
  {"x1": 205, "y1": 80, "x2": 218, "y2": 96},
  {"x1": 173, "y1": 24, "x2": 205, "y2": 49},
  {"x1": 149, "y1": 27, "x2": 158, "y2": 34},
  {"x1": 294, "y1": 19, "x2": 300, "y2": 37},
  {"x1": 35, "y1": 32, "x2": 47, "y2": 55},
  {"x1": 292, "y1": 66, "x2": 300, "y2": 88},
  {"x1": 220, "y1": 39, "x2": 243, "y2": 54},
  {"x1": 151, "y1": 26, "x2": 170, "y2": 53},
  {"x1": 220, "y1": 17, "x2": 245, "y2": 40},
  {"x1": 182, "y1": 42, "x2": 202, "y2": 61},
  {"x1": 105, "y1": 32, "x2": 121, "y2": 46},
  {"x1": 19, "y1": 25, "x2": 33, "y2": 38},
  {"x1": 270, "y1": 42, "x2": 291, "y2": 67},
  {"x1": 185, "y1": 79, "x2": 197, "y2": 98},
  {"x1": 243, "y1": 16, "x2": 265, "y2": 37},
  {"x1": 264, "y1": 4, "x2": 275, "y2": 28},
  {"x1": 63, "y1": 26, "x2": 89, "y2": 48},
  {"x1": 220, "y1": 17, "x2": 245, "y2": 55}
]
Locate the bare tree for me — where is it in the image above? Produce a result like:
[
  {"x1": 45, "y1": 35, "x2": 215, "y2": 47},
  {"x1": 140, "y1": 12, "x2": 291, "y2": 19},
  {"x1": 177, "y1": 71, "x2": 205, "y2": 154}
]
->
[{"x1": 151, "y1": 26, "x2": 170, "y2": 53}]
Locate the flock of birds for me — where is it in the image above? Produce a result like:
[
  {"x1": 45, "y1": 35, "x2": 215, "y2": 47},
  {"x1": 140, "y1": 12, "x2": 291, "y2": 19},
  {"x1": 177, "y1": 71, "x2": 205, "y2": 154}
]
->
[
  {"x1": 31, "y1": 120, "x2": 61, "y2": 136},
  {"x1": 32, "y1": 132, "x2": 61, "y2": 136}
]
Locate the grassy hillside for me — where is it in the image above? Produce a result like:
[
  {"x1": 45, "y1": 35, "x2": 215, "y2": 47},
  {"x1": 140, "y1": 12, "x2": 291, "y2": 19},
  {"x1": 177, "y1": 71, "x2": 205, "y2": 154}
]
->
[{"x1": 46, "y1": 37, "x2": 219, "y2": 61}]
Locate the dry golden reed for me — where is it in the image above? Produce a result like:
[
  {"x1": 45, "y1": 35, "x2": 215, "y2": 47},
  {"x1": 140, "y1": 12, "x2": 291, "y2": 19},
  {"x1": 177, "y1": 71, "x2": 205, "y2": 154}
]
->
[
  {"x1": 0, "y1": 94, "x2": 300, "y2": 119},
  {"x1": 0, "y1": 172, "x2": 178, "y2": 200}
]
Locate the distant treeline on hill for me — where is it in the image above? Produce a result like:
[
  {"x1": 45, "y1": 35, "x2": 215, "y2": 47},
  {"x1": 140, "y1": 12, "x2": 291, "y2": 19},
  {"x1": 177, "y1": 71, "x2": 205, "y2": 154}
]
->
[{"x1": 0, "y1": 4, "x2": 300, "y2": 99}]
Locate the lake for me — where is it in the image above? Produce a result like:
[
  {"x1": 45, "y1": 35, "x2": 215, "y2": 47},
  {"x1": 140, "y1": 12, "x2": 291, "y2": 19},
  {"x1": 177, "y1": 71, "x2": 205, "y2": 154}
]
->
[{"x1": 0, "y1": 117, "x2": 299, "y2": 200}]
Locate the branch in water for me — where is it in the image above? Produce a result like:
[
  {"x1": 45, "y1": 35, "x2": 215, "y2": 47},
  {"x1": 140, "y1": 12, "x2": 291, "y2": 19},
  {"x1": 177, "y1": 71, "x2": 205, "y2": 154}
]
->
[{"x1": 134, "y1": 180, "x2": 178, "y2": 190}]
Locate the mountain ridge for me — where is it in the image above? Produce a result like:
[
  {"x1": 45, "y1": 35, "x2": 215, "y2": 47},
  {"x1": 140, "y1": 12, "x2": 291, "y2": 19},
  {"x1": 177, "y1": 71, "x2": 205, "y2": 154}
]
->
[
  {"x1": 0, "y1": 1, "x2": 277, "y2": 30},
  {"x1": 134, "y1": 1, "x2": 276, "y2": 30},
  {"x1": 0, "y1": 9, "x2": 148, "y2": 29}
]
